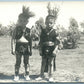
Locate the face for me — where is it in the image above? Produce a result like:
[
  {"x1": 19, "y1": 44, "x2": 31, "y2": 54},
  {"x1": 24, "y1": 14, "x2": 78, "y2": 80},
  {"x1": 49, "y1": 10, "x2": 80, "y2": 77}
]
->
[
  {"x1": 18, "y1": 16, "x2": 28, "y2": 27},
  {"x1": 45, "y1": 16, "x2": 55, "y2": 30}
]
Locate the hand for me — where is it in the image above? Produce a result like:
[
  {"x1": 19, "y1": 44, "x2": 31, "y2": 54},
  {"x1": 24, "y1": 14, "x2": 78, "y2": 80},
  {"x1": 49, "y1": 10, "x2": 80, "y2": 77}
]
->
[
  {"x1": 11, "y1": 51, "x2": 15, "y2": 55},
  {"x1": 53, "y1": 49, "x2": 59, "y2": 55},
  {"x1": 29, "y1": 52, "x2": 32, "y2": 56},
  {"x1": 40, "y1": 52, "x2": 42, "y2": 56},
  {"x1": 39, "y1": 48, "x2": 42, "y2": 56},
  {"x1": 53, "y1": 50, "x2": 56, "y2": 54},
  {"x1": 39, "y1": 50, "x2": 42, "y2": 56}
]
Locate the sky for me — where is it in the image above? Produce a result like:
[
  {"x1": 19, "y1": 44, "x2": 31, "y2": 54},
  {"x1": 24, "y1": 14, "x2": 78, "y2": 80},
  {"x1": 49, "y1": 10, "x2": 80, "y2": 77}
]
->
[{"x1": 0, "y1": 1, "x2": 84, "y2": 30}]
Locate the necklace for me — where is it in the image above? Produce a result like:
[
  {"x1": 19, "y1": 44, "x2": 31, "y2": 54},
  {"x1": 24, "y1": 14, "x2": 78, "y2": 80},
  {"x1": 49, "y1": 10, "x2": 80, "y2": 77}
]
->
[{"x1": 47, "y1": 28, "x2": 53, "y2": 36}]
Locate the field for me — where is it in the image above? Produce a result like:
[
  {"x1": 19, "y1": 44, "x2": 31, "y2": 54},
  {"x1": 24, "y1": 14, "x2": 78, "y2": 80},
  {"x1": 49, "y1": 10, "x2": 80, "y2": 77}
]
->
[{"x1": 0, "y1": 36, "x2": 84, "y2": 83}]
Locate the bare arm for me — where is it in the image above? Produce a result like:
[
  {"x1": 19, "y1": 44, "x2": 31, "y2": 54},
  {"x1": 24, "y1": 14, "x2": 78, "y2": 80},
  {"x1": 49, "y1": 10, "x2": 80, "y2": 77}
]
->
[
  {"x1": 11, "y1": 29, "x2": 16, "y2": 55},
  {"x1": 29, "y1": 31, "x2": 32, "y2": 56}
]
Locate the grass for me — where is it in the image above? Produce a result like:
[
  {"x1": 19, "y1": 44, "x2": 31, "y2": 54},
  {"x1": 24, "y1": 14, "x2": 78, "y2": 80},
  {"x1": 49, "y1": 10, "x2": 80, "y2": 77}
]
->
[{"x1": 0, "y1": 36, "x2": 84, "y2": 82}]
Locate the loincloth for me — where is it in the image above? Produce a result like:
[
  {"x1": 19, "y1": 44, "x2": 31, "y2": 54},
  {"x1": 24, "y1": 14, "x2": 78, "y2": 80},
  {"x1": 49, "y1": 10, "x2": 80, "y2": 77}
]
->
[{"x1": 15, "y1": 42, "x2": 29, "y2": 55}]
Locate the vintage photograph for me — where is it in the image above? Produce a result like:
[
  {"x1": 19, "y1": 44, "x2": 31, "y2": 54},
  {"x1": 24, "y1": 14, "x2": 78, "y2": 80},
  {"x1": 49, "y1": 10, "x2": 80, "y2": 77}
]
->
[{"x1": 0, "y1": 1, "x2": 84, "y2": 83}]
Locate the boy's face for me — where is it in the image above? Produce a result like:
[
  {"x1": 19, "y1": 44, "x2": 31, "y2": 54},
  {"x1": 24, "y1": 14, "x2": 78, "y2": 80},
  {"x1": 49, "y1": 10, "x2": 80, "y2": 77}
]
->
[
  {"x1": 46, "y1": 16, "x2": 55, "y2": 29},
  {"x1": 18, "y1": 16, "x2": 28, "y2": 27}
]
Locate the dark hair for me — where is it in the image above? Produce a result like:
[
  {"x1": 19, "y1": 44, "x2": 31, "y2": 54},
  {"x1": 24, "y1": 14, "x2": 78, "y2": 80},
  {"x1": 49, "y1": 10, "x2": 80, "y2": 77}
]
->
[
  {"x1": 19, "y1": 13, "x2": 29, "y2": 20},
  {"x1": 45, "y1": 15, "x2": 55, "y2": 21},
  {"x1": 45, "y1": 15, "x2": 55, "y2": 24}
]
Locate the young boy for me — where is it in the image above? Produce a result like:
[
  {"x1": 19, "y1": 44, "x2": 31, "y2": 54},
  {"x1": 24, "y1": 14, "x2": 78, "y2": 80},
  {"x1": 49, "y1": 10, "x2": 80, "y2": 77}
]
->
[
  {"x1": 36, "y1": 5, "x2": 60, "y2": 82},
  {"x1": 11, "y1": 6, "x2": 34, "y2": 81}
]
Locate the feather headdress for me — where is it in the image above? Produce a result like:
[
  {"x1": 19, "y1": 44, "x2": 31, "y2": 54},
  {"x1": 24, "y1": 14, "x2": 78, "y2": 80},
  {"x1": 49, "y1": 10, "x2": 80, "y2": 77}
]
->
[
  {"x1": 19, "y1": 6, "x2": 35, "y2": 19},
  {"x1": 47, "y1": 2, "x2": 59, "y2": 20}
]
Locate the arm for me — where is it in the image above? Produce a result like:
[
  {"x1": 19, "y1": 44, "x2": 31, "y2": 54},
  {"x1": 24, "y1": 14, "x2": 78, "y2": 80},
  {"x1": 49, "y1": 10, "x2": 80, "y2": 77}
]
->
[
  {"x1": 11, "y1": 29, "x2": 16, "y2": 55},
  {"x1": 29, "y1": 31, "x2": 32, "y2": 56},
  {"x1": 53, "y1": 30, "x2": 60, "y2": 54},
  {"x1": 29, "y1": 37, "x2": 32, "y2": 56},
  {"x1": 38, "y1": 30, "x2": 43, "y2": 56},
  {"x1": 53, "y1": 45, "x2": 59, "y2": 54}
]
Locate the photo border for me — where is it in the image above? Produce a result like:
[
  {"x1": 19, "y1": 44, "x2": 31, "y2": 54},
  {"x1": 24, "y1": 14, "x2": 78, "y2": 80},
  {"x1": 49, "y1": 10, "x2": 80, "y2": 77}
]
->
[{"x1": 0, "y1": 0, "x2": 83, "y2": 84}]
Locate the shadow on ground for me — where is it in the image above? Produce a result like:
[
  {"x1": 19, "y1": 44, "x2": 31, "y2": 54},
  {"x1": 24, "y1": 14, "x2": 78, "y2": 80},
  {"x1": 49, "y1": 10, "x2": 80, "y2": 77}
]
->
[{"x1": 0, "y1": 73, "x2": 39, "y2": 80}]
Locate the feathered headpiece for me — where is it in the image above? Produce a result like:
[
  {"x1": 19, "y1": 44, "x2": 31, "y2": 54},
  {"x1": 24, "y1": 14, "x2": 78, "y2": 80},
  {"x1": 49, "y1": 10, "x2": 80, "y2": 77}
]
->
[
  {"x1": 47, "y1": 2, "x2": 59, "y2": 20},
  {"x1": 19, "y1": 6, "x2": 35, "y2": 19}
]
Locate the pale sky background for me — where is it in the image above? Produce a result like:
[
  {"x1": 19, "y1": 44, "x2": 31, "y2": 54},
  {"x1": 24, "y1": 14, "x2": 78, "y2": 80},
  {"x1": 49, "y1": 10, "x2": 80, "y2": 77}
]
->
[{"x1": 0, "y1": 1, "x2": 84, "y2": 30}]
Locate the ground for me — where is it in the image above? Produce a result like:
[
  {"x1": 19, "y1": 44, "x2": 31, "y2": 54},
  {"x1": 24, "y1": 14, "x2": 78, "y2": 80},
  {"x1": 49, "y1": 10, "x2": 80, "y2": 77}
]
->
[{"x1": 0, "y1": 36, "x2": 84, "y2": 83}]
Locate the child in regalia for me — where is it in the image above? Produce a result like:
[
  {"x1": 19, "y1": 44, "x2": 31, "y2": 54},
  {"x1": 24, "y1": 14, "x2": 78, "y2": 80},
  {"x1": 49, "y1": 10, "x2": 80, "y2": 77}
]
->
[
  {"x1": 36, "y1": 3, "x2": 60, "y2": 82},
  {"x1": 11, "y1": 6, "x2": 35, "y2": 81}
]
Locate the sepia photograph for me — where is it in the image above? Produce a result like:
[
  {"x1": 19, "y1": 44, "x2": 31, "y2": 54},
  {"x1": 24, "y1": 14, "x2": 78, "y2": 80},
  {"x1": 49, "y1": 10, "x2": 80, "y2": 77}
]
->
[{"x1": 0, "y1": 1, "x2": 84, "y2": 83}]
